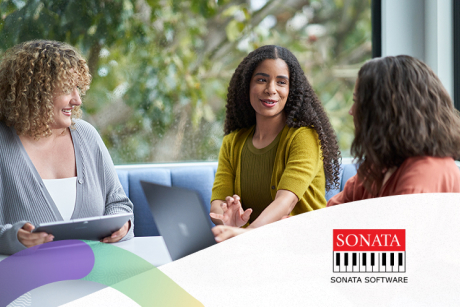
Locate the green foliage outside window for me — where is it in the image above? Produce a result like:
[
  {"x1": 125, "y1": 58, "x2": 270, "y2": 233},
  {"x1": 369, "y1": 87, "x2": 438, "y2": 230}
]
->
[{"x1": 0, "y1": 0, "x2": 371, "y2": 164}]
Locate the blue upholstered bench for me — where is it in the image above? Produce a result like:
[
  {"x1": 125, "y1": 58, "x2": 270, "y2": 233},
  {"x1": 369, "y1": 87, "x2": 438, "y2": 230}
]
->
[{"x1": 115, "y1": 161, "x2": 357, "y2": 237}]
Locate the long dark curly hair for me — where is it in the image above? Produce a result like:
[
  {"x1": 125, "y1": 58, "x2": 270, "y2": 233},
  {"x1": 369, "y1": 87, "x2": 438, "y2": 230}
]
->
[
  {"x1": 352, "y1": 55, "x2": 460, "y2": 193},
  {"x1": 224, "y1": 45, "x2": 341, "y2": 190}
]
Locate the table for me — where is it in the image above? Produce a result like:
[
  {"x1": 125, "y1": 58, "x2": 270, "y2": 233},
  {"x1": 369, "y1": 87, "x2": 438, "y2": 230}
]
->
[
  {"x1": 111, "y1": 236, "x2": 172, "y2": 266},
  {"x1": 0, "y1": 237, "x2": 172, "y2": 306}
]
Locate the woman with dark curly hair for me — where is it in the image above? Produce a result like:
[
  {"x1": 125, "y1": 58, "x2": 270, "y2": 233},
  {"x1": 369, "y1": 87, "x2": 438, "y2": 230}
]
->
[
  {"x1": 328, "y1": 55, "x2": 460, "y2": 206},
  {"x1": 210, "y1": 45, "x2": 341, "y2": 241},
  {"x1": 0, "y1": 40, "x2": 133, "y2": 255}
]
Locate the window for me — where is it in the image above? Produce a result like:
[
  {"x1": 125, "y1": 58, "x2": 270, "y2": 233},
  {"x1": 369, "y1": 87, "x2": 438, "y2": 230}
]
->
[{"x1": 0, "y1": 0, "x2": 372, "y2": 163}]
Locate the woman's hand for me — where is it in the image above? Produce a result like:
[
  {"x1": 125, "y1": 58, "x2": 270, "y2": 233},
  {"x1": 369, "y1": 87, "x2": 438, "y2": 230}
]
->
[
  {"x1": 102, "y1": 220, "x2": 131, "y2": 243},
  {"x1": 212, "y1": 225, "x2": 250, "y2": 242},
  {"x1": 18, "y1": 223, "x2": 54, "y2": 248},
  {"x1": 210, "y1": 195, "x2": 252, "y2": 227}
]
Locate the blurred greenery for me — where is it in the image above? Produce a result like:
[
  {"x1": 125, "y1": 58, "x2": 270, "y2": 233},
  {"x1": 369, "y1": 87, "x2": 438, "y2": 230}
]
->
[{"x1": 0, "y1": 0, "x2": 371, "y2": 163}]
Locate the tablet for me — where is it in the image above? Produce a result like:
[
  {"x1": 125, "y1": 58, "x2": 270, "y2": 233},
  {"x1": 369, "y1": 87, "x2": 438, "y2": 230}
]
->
[{"x1": 32, "y1": 213, "x2": 133, "y2": 241}]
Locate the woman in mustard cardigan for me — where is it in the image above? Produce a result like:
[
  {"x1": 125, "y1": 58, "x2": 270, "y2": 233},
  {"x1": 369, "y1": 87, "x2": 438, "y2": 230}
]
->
[{"x1": 210, "y1": 45, "x2": 341, "y2": 240}]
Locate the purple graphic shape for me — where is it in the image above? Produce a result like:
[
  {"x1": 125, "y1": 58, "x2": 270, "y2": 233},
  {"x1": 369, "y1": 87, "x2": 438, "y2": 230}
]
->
[{"x1": 0, "y1": 240, "x2": 94, "y2": 306}]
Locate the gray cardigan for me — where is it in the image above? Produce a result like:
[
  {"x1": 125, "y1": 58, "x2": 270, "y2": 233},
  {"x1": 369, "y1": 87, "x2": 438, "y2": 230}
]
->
[{"x1": 0, "y1": 120, "x2": 134, "y2": 255}]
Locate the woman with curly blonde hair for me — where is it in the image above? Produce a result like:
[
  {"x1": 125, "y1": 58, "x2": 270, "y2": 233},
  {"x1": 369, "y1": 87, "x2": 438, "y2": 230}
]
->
[{"x1": 0, "y1": 40, "x2": 133, "y2": 255}]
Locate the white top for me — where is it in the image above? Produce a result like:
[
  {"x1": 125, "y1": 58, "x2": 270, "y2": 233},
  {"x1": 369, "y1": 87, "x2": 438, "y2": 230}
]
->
[{"x1": 42, "y1": 177, "x2": 77, "y2": 221}]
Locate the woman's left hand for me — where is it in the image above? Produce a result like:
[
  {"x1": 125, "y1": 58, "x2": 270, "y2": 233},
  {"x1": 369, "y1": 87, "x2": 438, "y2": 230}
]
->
[
  {"x1": 102, "y1": 220, "x2": 131, "y2": 243},
  {"x1": 210, "y1": 195, "x2": 252, "y2": 227},
  {"x1": 212, "y1": 225, "x2": 250, "y2": 242}
]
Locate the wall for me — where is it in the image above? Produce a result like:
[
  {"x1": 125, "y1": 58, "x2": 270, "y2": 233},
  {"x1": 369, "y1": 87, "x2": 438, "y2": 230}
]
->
[{"x1": 381, "y1": 0, "x2": 453, "y2": 98}]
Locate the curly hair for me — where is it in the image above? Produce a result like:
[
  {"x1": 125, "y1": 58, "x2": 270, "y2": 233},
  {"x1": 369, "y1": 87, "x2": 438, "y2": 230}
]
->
[
  {"x1": 351, "y1": 55, "x2": 460, "y2": 193},
  {"x1": 0, "y1": 40, "x2": 91, "y2": 139},
  {"x1": 224, "y1": 45, "x2": 341, "y2": 190}
]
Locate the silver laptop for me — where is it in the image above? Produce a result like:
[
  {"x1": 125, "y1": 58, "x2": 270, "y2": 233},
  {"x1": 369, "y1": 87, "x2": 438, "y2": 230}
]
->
[
  {"x1": 32, "y1": 213, "x2": 133, "y2": 241},
  {"x1": 140, "y1": 181, "x2": 216, "y2": 261}
]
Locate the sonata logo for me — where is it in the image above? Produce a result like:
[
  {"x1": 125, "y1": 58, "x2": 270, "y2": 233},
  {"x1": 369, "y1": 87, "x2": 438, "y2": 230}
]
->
[{"x1": 333, "y1": 229, "x2": 406, "y2": 273}]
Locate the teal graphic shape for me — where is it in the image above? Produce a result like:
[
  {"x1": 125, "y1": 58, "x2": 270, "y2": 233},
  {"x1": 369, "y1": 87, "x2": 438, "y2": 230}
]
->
[{"x1": 83, "y1": 241, "x2": 203, "y2": 306}]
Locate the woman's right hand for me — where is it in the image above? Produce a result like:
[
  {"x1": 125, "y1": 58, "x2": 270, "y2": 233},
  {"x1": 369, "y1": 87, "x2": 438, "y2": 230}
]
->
[
  {"x1": 212, "y1": 225, "x2": 250, "y2": 242},
  {"x1": 209, "y1": 195, "x2": 252, "y2": 227},
  {"x1": 17, "y1": 223, "x2": 54, "y2": 248}
]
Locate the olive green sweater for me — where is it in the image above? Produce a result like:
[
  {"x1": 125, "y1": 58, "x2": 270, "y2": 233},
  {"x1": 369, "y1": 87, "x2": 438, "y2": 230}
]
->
[
  {"x1": 211, "y1": 125, "x2": 326, "y2": 216},
  {"x1": 240, "y1": 127, "x2": 282, "y2": 223}
]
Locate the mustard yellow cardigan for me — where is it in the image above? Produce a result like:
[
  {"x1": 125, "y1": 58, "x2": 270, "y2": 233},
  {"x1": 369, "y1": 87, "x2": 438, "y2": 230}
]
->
[{"x1": 211, "y1": 125, "x2": 326, "y2": 216}]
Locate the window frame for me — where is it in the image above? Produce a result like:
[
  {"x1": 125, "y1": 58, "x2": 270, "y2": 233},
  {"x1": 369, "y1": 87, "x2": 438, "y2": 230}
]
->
[{"x1": 453, "y1": 0, "x2": 460, "y2": 110}]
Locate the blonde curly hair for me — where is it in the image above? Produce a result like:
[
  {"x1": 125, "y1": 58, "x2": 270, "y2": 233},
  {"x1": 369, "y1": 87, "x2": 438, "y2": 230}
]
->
[{"x1": 0, "y1": 40, "x2": 91, "y2": 138}]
